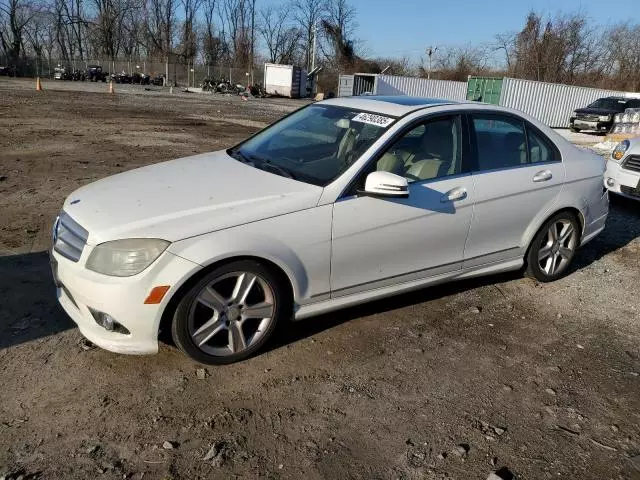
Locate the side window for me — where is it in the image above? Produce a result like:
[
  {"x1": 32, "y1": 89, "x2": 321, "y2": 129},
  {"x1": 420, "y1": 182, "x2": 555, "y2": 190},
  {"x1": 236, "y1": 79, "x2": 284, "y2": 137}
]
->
[
  {"x1": 526, "y1": 126, "x2": 556, "y2": 163},
  {"x1": 377, "y1": 116, "x2": 462, "y2": 182},
  {"x1": 471, "y1": 114, "x2": 527, "y2": 171}
]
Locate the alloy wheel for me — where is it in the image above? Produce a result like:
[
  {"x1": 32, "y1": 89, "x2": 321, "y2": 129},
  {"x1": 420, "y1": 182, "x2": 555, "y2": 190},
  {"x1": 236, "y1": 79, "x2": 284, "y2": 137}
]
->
[
  {"x1": 537, "y1": 219, "x2": 578, "y2": 276},
  {"x1": 187, "y1": 271, "x2": 276, "y2": 357}
]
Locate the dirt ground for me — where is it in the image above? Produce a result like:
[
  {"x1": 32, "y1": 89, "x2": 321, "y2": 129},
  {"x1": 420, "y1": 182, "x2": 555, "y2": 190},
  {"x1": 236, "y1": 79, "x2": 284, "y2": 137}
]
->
[{"x1": 1, "y1": 78, "x2": 639, "y2": 480}]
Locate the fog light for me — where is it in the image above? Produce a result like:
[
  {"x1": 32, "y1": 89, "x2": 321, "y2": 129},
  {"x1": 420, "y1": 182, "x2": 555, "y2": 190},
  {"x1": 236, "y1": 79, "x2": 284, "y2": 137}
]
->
[
  {"x1": 606, "y1": 178, "x2": 615, "y2": 187},
  {"x1": 89, "y1": 309, "x2": 130, "y2": 334}
]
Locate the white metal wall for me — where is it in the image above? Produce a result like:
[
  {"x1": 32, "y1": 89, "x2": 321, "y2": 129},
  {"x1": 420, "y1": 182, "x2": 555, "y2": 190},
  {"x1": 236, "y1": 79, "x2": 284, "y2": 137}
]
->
[
  {"x1": 499, "y1": 78, "x2": 629, "y2": 128},
  {"x1": 338, "y1": 74, "x2": 354, "y2": 97},
  {"x1": 375, "y1": 75, "x2": 467, "y2": 101}
]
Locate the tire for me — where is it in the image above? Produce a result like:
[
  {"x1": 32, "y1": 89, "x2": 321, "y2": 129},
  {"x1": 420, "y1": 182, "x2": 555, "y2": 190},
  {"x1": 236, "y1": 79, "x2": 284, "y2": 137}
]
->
[
  {"x1": 171, "y1": 260, "x2": 289, "y2": 364},
  {"x1": 525, "y1": 212, "x2": 580, "y2": 282},
  {"x1": 569, "y1": 126, "x2": 580, "y2": 133}
]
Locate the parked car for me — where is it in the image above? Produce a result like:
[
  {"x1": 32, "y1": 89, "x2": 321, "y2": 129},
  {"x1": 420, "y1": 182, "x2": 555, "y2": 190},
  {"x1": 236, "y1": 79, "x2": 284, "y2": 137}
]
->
[
  {"x1": 0, "y1": 65, "x2": 16, "y2": 76},
  {"x1": 111, "y1": 71, "x2": 132, "y2": 84},
  {"x1": 131, "y1": 72, "x2": 150, "y2": 85},
  {"x1": 70, "y1": 69, "x2": 85, "y2": 81},
  {"x1": 53, "y1": 66, "x2": 70, "y2": 80},
  {"x1": 605, "y1": 138, "x2": 640, "y2": 201},
  {"x1": 51, "y1": 96, "x2": 609, "y2": 364},
  {"x1": 86, "y1": 65, "x2": 107, "y2": 82},
  {"x1": 150, "y1": 74, "x2": 165, "y2": 86},
  {"x1": 570, "y1": 97, "x2": 640, "y2": 133}
]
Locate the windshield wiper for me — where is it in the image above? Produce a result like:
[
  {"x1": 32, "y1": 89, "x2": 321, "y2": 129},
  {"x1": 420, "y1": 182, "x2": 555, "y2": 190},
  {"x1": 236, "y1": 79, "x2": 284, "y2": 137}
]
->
[
  {"x1": 230, "y1": 149, "x2": 297, "y2": 180},
  {"x1": 261, "y1": 160, "x2": 297, "y2": 180}
]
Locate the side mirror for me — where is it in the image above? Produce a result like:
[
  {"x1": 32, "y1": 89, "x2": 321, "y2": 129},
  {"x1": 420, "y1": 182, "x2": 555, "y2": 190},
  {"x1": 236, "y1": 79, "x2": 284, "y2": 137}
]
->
[{"x1": 362, "y1": 171, "x2": 409, "y2": 198}]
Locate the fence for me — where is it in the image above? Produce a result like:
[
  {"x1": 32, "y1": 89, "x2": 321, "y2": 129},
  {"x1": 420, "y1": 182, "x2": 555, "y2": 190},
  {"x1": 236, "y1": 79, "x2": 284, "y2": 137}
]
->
[{"x1": 6, "y1": 56, "x2": 263, "y2": 87}]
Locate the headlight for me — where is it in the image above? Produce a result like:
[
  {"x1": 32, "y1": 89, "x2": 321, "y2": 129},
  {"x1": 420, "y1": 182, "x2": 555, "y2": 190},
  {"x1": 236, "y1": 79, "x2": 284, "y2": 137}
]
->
[
  {"x1": 611, "y1": 140, "x2": 630, "y2": 162},
  {"x1": 86, "y1": 238, "x2": 169, "y2": 276},
  {"x1": 599, "y1": 115, "x2": 611, "y2": 122}
]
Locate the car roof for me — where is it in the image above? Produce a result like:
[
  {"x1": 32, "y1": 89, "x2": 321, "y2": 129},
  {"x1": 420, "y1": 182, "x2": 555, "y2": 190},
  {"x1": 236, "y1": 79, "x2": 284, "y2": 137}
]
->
[{"x1": 321, "y1": 96, "x2": 465, "y2": 117}]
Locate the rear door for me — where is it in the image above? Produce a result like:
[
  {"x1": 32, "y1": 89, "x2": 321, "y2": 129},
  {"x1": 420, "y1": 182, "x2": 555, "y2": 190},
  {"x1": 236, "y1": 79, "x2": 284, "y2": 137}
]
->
[{"x1": 463, "y1": 112, "x2": 565, "y2": 268}]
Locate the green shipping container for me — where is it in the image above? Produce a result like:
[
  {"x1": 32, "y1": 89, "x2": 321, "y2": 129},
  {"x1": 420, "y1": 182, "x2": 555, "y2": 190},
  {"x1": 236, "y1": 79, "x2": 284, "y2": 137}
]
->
[{"x1": 467, "y1": 77, "x2": 503, "y2": 104}]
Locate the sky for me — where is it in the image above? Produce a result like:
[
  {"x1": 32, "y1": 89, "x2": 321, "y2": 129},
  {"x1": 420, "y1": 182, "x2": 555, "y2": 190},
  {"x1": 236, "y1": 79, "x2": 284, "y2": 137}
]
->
[{"x1": 340, "y1": 0, "x2": 637, "y2": 62}]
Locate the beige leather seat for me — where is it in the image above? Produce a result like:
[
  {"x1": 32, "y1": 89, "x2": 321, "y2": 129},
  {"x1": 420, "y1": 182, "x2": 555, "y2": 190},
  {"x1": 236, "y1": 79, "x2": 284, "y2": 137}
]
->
[
  {"x1": 405, "y1": 159, "x2": 446, "y2": 181},
  {"x1": 376, "y1": 152, "x2": 405, "y2": 176},
  {"x1": 404, "y1": 120, "x2": 459, "y2": 181},
  {"x1": 337, "y1": 128, "x2": 358, "y2": 163},
  {"x1": 503, "y1": 132, "x2": 527, "y2": 165}
]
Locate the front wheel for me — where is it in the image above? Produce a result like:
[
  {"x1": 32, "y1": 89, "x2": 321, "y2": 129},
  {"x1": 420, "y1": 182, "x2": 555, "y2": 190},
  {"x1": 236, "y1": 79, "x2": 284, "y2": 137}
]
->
[
  {"x1": 171, "y1": 260, "x2": 288, "y2": 364},
  {"x1": 569, "y1": 125, "x2": 580, "y2": 133},
  {"x1": 525, "y1": 212, "x2": 580, "y2": 282}
]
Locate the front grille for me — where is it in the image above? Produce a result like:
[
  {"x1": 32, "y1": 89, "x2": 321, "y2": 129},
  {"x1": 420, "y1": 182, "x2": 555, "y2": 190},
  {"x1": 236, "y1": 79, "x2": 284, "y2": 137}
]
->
[
  {"x1": 576, "y1": 114, "x2": 600, "y2": 122},
  {"x1": 620, "y1": 185, "x2": 640, "y2": 198},
  {"x1": 622, "y1": 155, "x2": 640, "y2": 173},
  {"x1": 53, "y1": 211, "x2": 88, "y2": 262}
]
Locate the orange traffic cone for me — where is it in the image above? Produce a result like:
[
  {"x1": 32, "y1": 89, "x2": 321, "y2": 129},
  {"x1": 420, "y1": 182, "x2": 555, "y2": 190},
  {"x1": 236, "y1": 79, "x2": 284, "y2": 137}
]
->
[
  {"x1": 35, "y1": 77, "x2": 43, "y2": 91},
  {"x1": 108, "y1": 80, "x2": 114, "y2": 94}
]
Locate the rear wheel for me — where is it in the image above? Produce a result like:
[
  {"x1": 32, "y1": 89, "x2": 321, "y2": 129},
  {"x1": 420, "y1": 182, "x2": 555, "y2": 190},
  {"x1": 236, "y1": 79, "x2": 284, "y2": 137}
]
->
[
  {"x1": 171, "y1": 260, "x2": 288, "y2": 364},
  {"x1": 526, "y1": 212, "x2": 580, "y2": 282},
  {"x1": 569, "y1": 125, "x2": 580, "y2": 133}
]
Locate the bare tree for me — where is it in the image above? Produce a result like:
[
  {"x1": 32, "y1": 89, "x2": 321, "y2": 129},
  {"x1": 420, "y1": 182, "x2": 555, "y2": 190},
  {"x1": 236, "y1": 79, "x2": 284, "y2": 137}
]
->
[
  {"x1": 321, "y1": 0, "x2": 357, "y2": 68},
  {"x1": 290, "y1": 0, "x2": 323, "y2": 70},
  {"x1": 23, "y1": 7, "x2": 52, "y2": 73},
  {"x1": 90, "y1": 0, "x2": 135, "y2": 60},
  {"x1": 178, "y1": 0, "x2": 201, "y2": 63},
  {"x1": 144, "y1": 0, "x2": 177, "y2": 58},
  {"x1": 497, "y1": 11, "x2": 612, "y2": 87},
  {"x1": 219, "y1": 0, "x2": 254, "y2": 68},
  {"x1": 259, "y1": 4, "x2": 300, "y2": 64},
  {"x1": 605, "y1": 22, "x2": 640, "y2": 91},
  {"x1": 0, "y1": 0, "x2": 40, "y2": 68},
  {"x1": 201, "y1": 0, "x2": 226, "y2": 66},
  {"x1": 428, "y1": 45, "x2": 490, "y2": 81}
]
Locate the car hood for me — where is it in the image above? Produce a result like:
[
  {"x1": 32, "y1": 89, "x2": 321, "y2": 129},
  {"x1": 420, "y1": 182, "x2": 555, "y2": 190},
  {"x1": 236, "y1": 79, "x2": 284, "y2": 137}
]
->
[
  {"x1": 574, "y1": 107, "x2": 618, "y2": 116},
  {"x1": 63, "y1": 151, "x2": 323, "y2": 244}
]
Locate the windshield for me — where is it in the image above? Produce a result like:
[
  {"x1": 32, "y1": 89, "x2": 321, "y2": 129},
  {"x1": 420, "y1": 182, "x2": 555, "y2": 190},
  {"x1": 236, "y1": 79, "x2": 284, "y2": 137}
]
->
[
  {"x1": 229, "y1": 104, "x2": 395, "y2": 187},
  {"x1": 587, "y1": 98, "x2": 627, "y2": 111}
]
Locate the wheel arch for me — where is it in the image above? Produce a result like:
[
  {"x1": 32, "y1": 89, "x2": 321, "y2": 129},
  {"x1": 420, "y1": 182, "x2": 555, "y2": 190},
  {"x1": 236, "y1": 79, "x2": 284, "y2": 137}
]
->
[
  {"x1": 158, "y1": 255, "x2": 296, "y2": 339},
  {"x1": 523, "y1": 206, "x2": 584, "y2": 260}
]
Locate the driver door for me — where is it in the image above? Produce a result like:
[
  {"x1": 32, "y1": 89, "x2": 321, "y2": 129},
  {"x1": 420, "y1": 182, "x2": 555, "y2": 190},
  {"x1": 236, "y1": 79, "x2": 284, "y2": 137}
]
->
[{"x1": 330, "y1": 114, "x2": 475, "y2": 296}]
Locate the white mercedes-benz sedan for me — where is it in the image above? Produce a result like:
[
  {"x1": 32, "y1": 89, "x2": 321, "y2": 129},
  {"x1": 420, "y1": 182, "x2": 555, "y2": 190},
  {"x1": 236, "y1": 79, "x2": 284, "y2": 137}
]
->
[
  {"x1": 605, "y1": 138, "x2": 640, "y2": 201},
  {"x1": 51, "y1": 96, "x2": 609, "y2": 364}
]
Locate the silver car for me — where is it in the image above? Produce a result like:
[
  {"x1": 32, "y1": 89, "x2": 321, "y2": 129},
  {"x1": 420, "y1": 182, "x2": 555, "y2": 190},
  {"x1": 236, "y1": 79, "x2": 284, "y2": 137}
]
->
[{"x1": 52, "y1": 96, "x2": 609, "y2": 364}]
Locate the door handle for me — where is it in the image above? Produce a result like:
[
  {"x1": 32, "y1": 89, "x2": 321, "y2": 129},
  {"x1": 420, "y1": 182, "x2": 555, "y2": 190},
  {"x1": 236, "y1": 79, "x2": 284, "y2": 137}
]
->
[
  {"x1": 533, "y1": 169, "x2": 553, "y2": 182},
  {"x1": 441, "y1": 187, "x2": 467, "y2": 203}
]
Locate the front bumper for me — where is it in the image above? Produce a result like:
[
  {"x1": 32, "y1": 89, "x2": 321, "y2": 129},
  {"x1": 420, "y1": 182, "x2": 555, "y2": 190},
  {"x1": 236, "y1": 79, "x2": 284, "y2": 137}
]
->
[
  {"x1": 52, "y1": 247, "x2": 200, "y2": 355},
  {"x1": 571, "y1": 118, "x2": 611, "y2": 132},
  {"x1": 604, "y1": 160, "x2": 640, "y2": 201}
]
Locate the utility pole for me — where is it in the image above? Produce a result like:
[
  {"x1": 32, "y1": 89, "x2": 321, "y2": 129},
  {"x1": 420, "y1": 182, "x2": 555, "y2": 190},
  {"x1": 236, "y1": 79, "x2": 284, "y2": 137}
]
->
[
  {"x1": 311, "y1": 21, "x2": 317, "y2": 72},
  {"x1": 426, "y1": 46, "x2": 437, "y2": 80},
  {"x1": 250, "y1": 0, "x2": 256, "y2": 85}
]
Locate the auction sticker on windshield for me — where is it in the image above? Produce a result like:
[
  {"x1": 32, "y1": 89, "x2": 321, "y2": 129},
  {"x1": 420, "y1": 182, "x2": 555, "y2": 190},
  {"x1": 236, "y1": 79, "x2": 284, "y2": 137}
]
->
[{"x1": 352, "y1": 112, "x2": 394, "y2": 128}]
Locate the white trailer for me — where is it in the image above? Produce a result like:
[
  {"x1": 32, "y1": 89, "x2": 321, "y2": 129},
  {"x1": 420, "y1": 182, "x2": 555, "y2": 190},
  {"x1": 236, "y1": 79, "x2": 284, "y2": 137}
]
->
[{"x1": 264, "y1": 63, "x2": 307, "y2": 98}]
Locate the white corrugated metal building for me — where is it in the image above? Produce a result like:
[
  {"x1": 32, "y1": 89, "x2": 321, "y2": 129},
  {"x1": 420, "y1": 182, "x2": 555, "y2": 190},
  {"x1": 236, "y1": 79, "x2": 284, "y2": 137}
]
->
[
  {"x1": 338, "y1": 73, "x2": 640, "y2": 128},
  {"x1": 338, "y1": 73, "x2": 467, "y2": 101},
  {"x1": 498, "y1": 78, "x2": 640, "y2": 128}
]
